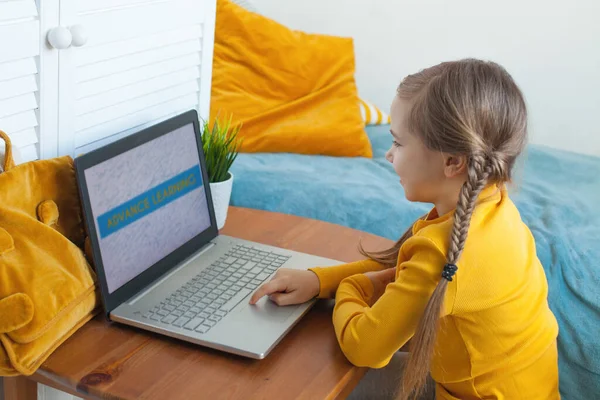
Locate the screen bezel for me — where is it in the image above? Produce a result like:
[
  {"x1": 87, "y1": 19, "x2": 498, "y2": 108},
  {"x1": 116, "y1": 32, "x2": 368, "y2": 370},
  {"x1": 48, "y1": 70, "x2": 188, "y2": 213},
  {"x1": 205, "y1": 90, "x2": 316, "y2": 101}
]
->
[{"x1": 75, "y1": 109, "x2": 219, "y2": 316}]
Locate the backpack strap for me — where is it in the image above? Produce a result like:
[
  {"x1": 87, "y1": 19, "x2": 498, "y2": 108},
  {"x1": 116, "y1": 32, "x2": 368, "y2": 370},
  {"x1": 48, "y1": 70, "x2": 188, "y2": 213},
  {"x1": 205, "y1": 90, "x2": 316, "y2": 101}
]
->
[{"x1": 0, "y1": 130, "x2": 16, "y2": 172}]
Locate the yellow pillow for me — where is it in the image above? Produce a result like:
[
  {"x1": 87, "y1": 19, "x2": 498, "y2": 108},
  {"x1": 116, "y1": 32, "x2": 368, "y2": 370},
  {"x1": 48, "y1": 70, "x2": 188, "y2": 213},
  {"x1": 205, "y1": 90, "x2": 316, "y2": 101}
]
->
[
  {"x1": 359, "y1": 98, "x2": 391, "y2": 125},
  {"x1": 210, "y1": 0, "x2": 372, "y2": 157}
]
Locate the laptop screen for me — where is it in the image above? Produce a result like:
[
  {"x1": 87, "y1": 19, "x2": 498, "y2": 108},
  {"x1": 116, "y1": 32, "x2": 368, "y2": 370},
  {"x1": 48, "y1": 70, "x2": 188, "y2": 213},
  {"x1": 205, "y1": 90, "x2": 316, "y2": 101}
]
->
[{"x1": 83, "y1": 123, "x2": 212, "y2": 294}]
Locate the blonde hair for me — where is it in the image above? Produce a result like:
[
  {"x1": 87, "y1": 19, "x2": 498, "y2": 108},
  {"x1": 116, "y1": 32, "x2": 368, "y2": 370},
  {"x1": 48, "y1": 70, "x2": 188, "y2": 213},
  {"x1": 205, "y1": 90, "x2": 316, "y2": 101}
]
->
[{"x1": 361, "y1": 59, "x2": 528, "y2": 399}]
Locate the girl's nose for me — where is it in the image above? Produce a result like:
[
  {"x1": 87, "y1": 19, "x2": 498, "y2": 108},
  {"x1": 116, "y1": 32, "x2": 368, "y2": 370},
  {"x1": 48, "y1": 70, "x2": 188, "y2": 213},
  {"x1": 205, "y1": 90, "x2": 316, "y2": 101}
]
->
[{"x1": 385, "y1": 148, "x2": 393, "y2": 163}]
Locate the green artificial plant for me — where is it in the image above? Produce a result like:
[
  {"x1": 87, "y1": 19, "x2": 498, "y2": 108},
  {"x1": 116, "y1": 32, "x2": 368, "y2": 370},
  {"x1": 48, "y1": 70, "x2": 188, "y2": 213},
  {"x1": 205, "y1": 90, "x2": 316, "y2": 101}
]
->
[{"x1": 201, "y1": 115, "x2": 242, "y2": 183}]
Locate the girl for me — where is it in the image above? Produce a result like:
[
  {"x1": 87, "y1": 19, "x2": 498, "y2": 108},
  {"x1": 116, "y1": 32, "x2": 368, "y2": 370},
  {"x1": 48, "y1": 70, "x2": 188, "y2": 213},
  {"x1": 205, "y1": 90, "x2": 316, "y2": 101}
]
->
[{"x1": 249, "y1": 59, "x2": 560, "y2": 400}]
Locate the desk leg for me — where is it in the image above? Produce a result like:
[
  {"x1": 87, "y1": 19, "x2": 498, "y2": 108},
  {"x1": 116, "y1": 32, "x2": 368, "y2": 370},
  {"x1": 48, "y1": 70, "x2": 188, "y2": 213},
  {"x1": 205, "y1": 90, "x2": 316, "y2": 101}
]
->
[{"x1": 4, "y1": 376, "x2": 37, "y2": 400}]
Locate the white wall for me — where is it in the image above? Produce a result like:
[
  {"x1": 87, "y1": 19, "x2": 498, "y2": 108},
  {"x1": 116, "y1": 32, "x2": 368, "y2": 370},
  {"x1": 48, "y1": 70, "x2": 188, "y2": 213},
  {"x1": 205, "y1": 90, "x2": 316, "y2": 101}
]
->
[{"x1": 252, "y1": 0, "x2": 600, "y2": 156}]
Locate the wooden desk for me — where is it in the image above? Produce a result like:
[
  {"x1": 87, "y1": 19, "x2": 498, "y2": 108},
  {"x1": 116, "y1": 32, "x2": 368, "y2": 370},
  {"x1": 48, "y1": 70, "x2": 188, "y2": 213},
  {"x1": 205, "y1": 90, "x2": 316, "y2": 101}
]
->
[{"x1": 5, "y1": 207, "x2": 393, "y2": 400}]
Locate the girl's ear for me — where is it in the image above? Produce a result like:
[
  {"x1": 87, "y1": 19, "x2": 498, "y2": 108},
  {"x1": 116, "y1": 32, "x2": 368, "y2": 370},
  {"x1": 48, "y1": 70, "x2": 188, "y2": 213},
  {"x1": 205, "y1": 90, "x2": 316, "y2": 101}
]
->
[{"x1": 443, "y1": 154, "x2": 468, "y2": 178}]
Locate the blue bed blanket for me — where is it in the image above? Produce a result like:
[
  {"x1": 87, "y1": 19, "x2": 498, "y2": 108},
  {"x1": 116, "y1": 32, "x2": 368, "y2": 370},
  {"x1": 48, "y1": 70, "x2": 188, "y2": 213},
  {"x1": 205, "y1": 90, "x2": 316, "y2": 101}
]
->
[{"x1": 230, "y1": 124, "x2": 600, "y2": 399}]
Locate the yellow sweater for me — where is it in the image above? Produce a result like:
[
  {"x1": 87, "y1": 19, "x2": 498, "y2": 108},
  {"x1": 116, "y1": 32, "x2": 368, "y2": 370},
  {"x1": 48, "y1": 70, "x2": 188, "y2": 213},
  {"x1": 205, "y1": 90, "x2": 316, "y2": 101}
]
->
[{"x1": 309, "y1": 186, "x2": 560, "y2": 399}]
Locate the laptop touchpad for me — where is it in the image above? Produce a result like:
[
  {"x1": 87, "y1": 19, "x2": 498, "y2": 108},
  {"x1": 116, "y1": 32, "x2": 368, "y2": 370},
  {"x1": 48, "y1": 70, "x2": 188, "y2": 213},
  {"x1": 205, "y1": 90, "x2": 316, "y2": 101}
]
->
[{"x1": 241, "y1": 297, "x2": 296, "y2": 322}]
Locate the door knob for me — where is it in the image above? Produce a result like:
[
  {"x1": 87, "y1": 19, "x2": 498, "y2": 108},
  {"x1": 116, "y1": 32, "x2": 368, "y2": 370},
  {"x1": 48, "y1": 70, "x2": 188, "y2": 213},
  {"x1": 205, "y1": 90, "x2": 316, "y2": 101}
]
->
[
  {"x1": 70, "y1": 24, "x2": 88, "y2": 47},
  {"x1": 47, "y1": 26, "x2": 72, "y2": 50}
]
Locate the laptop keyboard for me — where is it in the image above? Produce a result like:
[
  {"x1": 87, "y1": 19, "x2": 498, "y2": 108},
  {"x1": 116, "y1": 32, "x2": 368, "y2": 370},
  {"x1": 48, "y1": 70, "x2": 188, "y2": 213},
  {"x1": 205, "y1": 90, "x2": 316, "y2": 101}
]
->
[{"x1": 142, "y1": 244, "x2": 290, "y2": 334}]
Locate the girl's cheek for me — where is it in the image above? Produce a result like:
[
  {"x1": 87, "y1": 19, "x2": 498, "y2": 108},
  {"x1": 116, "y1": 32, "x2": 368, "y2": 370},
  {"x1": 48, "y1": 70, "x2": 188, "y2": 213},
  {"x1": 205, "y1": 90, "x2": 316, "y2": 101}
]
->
[{"x1": 394, "y1": 159, "x2": 403, "y2": 176}]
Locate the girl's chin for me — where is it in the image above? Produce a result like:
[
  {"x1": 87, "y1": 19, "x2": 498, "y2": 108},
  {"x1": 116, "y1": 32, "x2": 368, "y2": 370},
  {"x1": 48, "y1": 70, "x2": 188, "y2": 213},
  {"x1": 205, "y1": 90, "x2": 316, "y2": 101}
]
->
[{"x1": 402, "y1": 185, "x2": 420, "y2": 203}]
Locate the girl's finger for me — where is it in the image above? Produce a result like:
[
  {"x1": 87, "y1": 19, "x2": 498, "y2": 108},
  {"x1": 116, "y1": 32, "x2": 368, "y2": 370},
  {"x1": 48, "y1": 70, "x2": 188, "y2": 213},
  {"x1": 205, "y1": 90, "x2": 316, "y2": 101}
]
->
[
  {"x1": 249, "y1": 278, "x2": 287, "y2": 304},
  {"x1": 269, "y1": 292, "x2": 295, "y2": 306}
]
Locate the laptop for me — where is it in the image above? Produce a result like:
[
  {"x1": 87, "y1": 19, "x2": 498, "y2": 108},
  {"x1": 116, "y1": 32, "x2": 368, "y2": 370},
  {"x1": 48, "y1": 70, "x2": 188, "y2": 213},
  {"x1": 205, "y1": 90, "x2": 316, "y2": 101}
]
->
[{"x1": 75, "y1": 109, "x2": 340, "y2": 359}]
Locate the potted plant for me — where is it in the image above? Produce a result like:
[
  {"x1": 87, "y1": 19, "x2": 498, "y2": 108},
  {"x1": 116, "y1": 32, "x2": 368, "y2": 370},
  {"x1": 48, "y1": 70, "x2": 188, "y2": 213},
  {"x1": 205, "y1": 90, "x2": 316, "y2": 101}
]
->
[{"x1": 201, "y1": 115, "x2": 242, "y2": 229}]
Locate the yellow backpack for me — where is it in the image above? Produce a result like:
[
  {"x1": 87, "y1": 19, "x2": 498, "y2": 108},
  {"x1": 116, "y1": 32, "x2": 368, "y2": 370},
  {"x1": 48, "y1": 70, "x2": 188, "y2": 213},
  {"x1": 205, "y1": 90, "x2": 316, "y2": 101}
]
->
[{"x1": 0, "y1": 131, "x2": 98, "y2": 376}]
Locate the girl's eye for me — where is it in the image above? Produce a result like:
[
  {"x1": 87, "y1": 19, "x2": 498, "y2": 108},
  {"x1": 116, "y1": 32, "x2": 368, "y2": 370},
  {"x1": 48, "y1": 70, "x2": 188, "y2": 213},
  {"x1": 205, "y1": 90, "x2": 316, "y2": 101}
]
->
[{"x1": 393, "y1": 140, "x2": 401, "y2": 147}]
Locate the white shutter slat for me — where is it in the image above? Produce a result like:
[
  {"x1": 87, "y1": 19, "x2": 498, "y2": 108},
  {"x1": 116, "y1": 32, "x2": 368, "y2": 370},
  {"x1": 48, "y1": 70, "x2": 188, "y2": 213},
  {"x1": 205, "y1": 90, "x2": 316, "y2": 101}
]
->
[
  {"x1": 0, "y1": 75, "x2": 38, "y2": 101},
  {"x1": 75, "y1": 94, "x2": 198, "y2": 148},
  {"x1": 74, "y1": 106, "x2": 191, "y2": 156},
  {"x1": 76, "y1": 67, "x2": 200, "y2": 115},
  {"x1": 0, "y1": 1, "x2": 38, "y2": 22},
  {"x1": 0, "y1": 110, "x2": 38, "y2": 134},
  {"x1": 59, "y1": 0, "x2": 209, "y2": 156},
  {"x1": 76, "y1": 82, "x2": 199, "y2": 131},
  {"x1": 0, "y1": 0, "x2": 42, "y2": 162},
  {"x1": 0, "y1": 58, "x2": 37, "y2": 82},
  {"x1": 0, "y1": 93, "x2": 38, "y2": 119},
  {"x1": 78, "y1": 0, "x2": 169, "y2": 14},
  {"x1": 79, "y1": 0, "x2": 202, "y2": 47},
  {"x1": 77, "y1": 39, "x2": 201, "y2": 83},
  {"x1": 0, "y1": 20, "x2": 39, "y2": 62},
  {"x1": 9, "y1": 128, "x2": 38, "y2": 148},
  {"x1": 77, "y1": 53, "x2": 200, "y2": 98},
  {"x1": 75, "y1": 25, "x2": 202, "y2": 66},
  {"x1": 18, "y1": 144, "x2": 38, "y2": 163}
]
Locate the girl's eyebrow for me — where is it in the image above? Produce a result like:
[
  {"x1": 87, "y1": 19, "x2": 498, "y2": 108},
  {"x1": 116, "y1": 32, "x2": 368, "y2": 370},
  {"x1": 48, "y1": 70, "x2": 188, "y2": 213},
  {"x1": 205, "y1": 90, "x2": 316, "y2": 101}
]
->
[{"x1": 390, "y1": 129, "x2": 400, "y2": 139}]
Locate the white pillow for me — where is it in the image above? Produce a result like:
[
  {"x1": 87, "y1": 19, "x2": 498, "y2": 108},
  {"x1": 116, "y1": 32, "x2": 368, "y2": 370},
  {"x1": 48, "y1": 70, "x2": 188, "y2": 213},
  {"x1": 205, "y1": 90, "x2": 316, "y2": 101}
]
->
[{"x1": 359, "y1": 98, "x2": 391, "y2": 126}]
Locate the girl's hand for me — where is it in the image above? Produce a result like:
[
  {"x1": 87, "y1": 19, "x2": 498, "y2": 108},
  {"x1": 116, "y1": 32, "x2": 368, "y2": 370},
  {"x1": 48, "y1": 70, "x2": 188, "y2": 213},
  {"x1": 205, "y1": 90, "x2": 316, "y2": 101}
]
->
[
  {"x1": 249, "y1": 268, "x2": 320, "y2": 306},
  {"x1": 363, "y1": 268, "x2": 396, "y2": 306}
]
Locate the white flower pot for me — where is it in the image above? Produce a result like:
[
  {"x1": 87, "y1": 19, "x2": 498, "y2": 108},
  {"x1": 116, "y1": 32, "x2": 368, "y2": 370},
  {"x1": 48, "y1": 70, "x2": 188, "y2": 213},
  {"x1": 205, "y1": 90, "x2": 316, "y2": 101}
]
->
[{"x1": 209, "y1": 172, "x2": 233, "y2": 230}]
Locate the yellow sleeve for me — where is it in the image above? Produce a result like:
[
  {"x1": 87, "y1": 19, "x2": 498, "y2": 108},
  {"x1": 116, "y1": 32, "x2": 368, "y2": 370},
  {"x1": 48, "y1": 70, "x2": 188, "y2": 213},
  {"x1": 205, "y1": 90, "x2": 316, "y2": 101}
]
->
[
  {"x1": 332, "y1": 236, "x2": 455, "y2": 368},
  {"x1": 309, "y1": 259, "x2": 385, "y2": 299}
]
